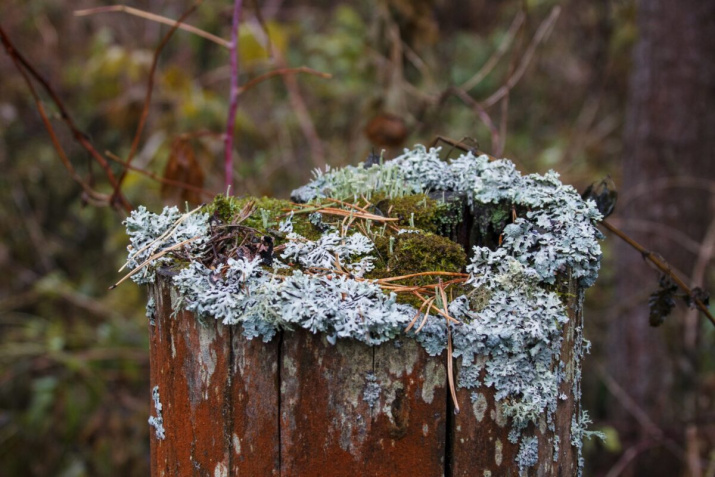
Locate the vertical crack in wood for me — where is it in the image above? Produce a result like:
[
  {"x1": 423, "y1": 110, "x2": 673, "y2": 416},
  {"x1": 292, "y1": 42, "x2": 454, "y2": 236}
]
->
[
  {"x1": 277, "y1": 330, "x2": 283, "y2": 476},
  {"x1": 444, "y1": 349, "x2": 454, "y2": 477},
  {"x1": 225, "y1": 325, "x2": 234, "y2": 475},
  {"x1": 370, "y1": 345, "x2": 376, "y2": 421}
]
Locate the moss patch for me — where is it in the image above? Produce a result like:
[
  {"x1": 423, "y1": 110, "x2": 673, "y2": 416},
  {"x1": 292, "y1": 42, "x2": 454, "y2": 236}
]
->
[
  {"x1": 372, "y1": 193, "x2": 462, "y2": 238},
  {"x1": 368, "y1": 232, "x2": 467, "y2": 306},
  {"x1": 207, "y1": 193, "x2": 477, "y2": 307},
  {"x1": 205, "y1": 195, "x2": 323, "y2": 242}
]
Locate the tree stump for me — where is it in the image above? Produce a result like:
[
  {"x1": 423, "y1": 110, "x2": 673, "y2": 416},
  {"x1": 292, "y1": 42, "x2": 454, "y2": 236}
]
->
[
  {"x1": 147, "y1": 271, "x2": 583, "y2": 477},
  {"x1": 129, "y1": 147, "x2": 602, "y2": 476}
]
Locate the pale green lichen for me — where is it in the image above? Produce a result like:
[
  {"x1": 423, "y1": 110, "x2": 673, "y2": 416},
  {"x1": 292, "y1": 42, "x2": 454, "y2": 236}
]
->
[
  {"x1": 516, "y1": 435, "x2": 539, "y2": 471},
  {"x1": 148, "y1": 385, "x2": 165, "y2": 440},
  {"x1": 362, "y1": 372, "x2": 381, "y2": 409},
  {"x1": 125, "y1": 145, "x2": 603, "y2": 472},
  {"x1": 146, "y1": 295, "x2": 156, "y2": 326},
  {"x1": 292, "y1": 145, "x2": 602, "y2": 287},
  {"x1": 571, "y1": 409, "x2": 606, "y2": 472}
]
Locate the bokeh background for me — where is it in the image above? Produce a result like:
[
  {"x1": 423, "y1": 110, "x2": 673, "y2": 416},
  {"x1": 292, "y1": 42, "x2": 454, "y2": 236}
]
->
[{"x1": 1, "y1": 0, "x2": 713, "y2": 475}]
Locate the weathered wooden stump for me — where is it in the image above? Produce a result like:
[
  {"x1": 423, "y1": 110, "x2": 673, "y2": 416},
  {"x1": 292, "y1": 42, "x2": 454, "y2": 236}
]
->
[
  {"x1": 130, "y1": 147, "x2": 602, "y2": 476},
  {"x1": 147, "y1": 272, "x2": 583, "y2": 476}
]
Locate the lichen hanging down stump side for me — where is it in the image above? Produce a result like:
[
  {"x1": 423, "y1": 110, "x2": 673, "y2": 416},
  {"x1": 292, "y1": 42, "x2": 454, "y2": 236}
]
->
[{"x1": 450, "y1": 272, "x2": 582, "y2": 476}]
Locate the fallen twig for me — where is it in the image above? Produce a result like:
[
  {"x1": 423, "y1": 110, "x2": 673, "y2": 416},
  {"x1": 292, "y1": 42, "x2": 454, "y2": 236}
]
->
[
  {"x1": 111, "y1": 236, "x2": 201, "y2": 289},
  {"x1": 119, "y1": 206, "x2": 205, "y2": 273}
]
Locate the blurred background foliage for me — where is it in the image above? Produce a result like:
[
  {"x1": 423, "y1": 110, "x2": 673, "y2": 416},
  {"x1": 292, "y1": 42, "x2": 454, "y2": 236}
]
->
[{"x1": 0, "y1": 0, "x2": 711, "y2": 476}]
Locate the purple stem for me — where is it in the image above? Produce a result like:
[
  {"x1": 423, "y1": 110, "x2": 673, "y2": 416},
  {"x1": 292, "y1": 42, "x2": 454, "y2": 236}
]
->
[{"x1": 224, "y1": 0, "x2": 243, "y2": 194}]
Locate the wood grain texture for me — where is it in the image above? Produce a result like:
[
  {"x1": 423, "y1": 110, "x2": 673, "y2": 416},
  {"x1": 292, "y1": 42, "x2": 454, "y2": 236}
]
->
[
  {"x1": 279, "y1": 330, "x2": 447, "y2": 476},
  {"x1": 228, "y1": 328, "x2": 280, "y2": 475},
  {"x1": 149, "y1": 278, "x2": 232, "y2": 477},
  {"x1": 149, "y1": 273, "x2": 581, "y2": 476}
]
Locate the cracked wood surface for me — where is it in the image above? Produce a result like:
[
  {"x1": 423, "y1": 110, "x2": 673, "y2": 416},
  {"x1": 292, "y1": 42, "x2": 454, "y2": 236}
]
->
[{"x1": 149, "y1": 274, "x2": 581, "y2": 476}]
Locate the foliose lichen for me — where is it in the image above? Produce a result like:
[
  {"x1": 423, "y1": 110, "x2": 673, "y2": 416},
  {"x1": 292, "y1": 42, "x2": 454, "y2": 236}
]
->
[
  {"x1": 363, "y1": 372, "x2": 381, "y2": 409},
  {"x1": 516, "y1": 435, "x2": 539, "y2": 471},
  {"x1": 126, "y1": 145, "x2": 603, "y2": 472},
  {"x1": 146, "y1": 295, "x2": 156, "y2": 326},
  {"x1": 292, "y1": 145, "x2": 602, "y2": 287},
  {"x1": 148, "y1": 385, "x2": 165, "y2": 440},
  {"x1": 571, "y1": 409, "x2": 606, "y2": 471}
]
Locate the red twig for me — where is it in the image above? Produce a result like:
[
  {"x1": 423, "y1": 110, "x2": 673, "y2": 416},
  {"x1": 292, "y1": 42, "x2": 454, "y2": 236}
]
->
[
  {"x1": 77, "y1": 3, "x2": 329, "y2": 196},
  {"x1": 0, "y1": 25, "x2": 132, "y2": 212}
]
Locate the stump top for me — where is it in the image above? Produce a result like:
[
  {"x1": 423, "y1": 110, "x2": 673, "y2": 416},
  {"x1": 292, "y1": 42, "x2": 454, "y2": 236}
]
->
[{"x1": 127, "y1": 144, "x2": 603, "y2": 475}]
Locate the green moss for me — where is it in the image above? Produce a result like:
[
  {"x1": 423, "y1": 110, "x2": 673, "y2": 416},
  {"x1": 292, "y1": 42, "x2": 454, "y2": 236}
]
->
[
  {"x1": 241, "y1": 197, "x2": 292, "y2": 230},
  {"x1": 367, "y1": 232, "x2": 467, "y2": 306},
  {"x1": 375, "y1": 194, "x2": 440, "y2": 232},
  {"x1": 373, "y1": 193, "x2": 462, "y2": 237},
  {"x1": 206, "y1": 194, "x2": 241, "y2": 222},
  {"x1": 204, "y1": 195, "x2": 323, "y2": 242},
  {"x1": 207, "y1": 193, "x2": 472, "y2": 306},
  {"x1": 391, "y1": 233, "x2": 466, "y2": 278}
]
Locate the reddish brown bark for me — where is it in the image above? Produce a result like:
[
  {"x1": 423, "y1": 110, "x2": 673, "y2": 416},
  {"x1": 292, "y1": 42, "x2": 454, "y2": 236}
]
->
[
  {"x1": 280, "y1": 329, "x2": 447, "y2": 475},
  {"x1": 149, "y1": 279, "x2": 233, "y2": 476},
  {"x1": 150, "y1": 278, "x2": 280, "y2": 476},
  {"x1": 148, "y1": 272, "x2": 583, "y2": 476}
]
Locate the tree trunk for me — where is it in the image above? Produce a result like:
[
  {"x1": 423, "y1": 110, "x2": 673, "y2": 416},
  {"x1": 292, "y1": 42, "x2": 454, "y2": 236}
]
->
[
  {"x1": 147, "y1": 268, "x2": 584, "y2": 476},
  {"x1": 610, "y1": 0, "x2": 715, "y2": 474}
]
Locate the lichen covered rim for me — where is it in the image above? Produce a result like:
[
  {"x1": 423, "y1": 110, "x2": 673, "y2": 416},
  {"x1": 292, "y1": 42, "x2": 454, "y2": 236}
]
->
[{"x1": 124, "y1": 145, "x2": 604, "y2": 474}]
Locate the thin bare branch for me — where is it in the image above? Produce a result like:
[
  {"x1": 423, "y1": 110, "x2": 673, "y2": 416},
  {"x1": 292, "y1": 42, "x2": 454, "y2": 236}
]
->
[
  {"x1": 620, "y1": 176, "x2": 715, "y2": 209},
  {"x1": 112, "y1": 2, "x2": 201, "y2": 201},
  {"x1": 0, "y1": 25, "x2": 131, "y2": 211},
  {"x1": 247, "y1": 17, "x2": 327, "y2": 168},
  {"x1": 481, "y1": 6, "x2": 561, "y2": 108},
  {"x1": 447, "y1": 87, "x2": 500, "y2": 150},
  {"x1": 460, "y1": 10, "x2": 526, "y2": 92},
  {"x1": 74, "y1": 4, "x2": 230, "y2": 48},
  {"x1": 597, "y1": 364, "x2": 690, "y2": 465},
  {"x1": 601, "y1": 219, "x2": 715, "y2": 327},
  {"x1": 238, "y1": 66, "x2": 332, "y2": 95},
  {"x1": 105, "y1": 151, "x2": 214, "y2": 200},
  {"x1": 684, "y1": 214, "x2": 715, "y2": 347}
]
